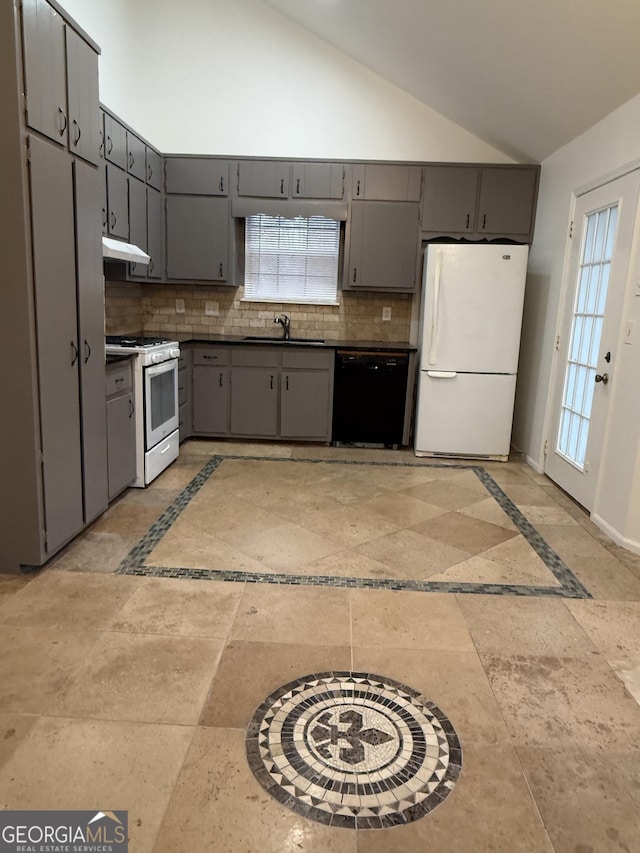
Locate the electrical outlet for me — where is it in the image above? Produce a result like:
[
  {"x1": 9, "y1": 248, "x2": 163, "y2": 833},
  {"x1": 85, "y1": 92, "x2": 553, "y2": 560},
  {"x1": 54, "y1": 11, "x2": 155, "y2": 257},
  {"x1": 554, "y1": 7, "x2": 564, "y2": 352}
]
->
[
  {"x1": 175, "y1": 298, "x2": 185, "y2": 314},
  {"x1": 382, "y1": 307, "x2": 392, "y2": 321},
  {"x1": 205, "y1": 301, "x2": 219, "y2": 317}
]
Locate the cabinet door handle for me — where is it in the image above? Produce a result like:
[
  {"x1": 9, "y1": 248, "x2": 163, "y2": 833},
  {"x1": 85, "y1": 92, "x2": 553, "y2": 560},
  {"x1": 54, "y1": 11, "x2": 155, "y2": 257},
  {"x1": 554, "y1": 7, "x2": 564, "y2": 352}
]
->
[
  {"x1": 102, "y1": 207, "x2": 107, "y2": 228},
  {"x1": 129, "y1": 398, "x2": 135, "y2": 417},
  {"x1": 58, "y1": 107, "x2": 67, "y2": 136},
  {"x1": 219, "y1": 262, "x2": 224, "y2": 278},
  {"x1": 286, "y1": 375, "x2": 289, "y2": 391},
  {"x1": 72, "y1": 119, "x2": 81, "y2": 146},
  {"x1": 149, "y1": 258, "x2": 154, "y2": 274},
  {"x1": 107, "y1": 135, "x2": 113, "y2": 154},
  {"x1": 115, "y1": 377, "x2": 124, "y2": 383},
  {"x1": 129, "y1": 152, "x2": 134, "y2": 170},
  {"x1": 83, "y1": 339, "x2": 91, "y2": 363},
  {"x1": 203, "y1": 354, "x2": 217, "y2": 360},
  {"x1": 99, "y1": 129, "x2": 104, "y2": 156},
  {"x1": 296, "y1": 178, "x2": 300, "y2": 194},
  {"x1": 110, "y1": 211, "x2": 116, "y2": 229},
  {"x1": 356, "y1": 179, "x2": 361, "y2": 197},
  {"x1": 147, "y1": 164, "x2": 152, "y2": 181},
  {"x1": 482, "y1": 213, "x2": 487, "y2": 230},
  {"x1": 219, "y1": 371, "x2": 223, "y2": 387},
  {"x1": 270, "y1": 375, "x2": 274, "y2": 390},
  {"x1": 280, "y1": 178, "x2": 284, "y2": 195},
  {"x1": 70, "y1": 341, "x2": 78, "y2": 367},
  {"x1": 466, "y1": 213, "x2": 470, "y2": 229},
  {"x1": 352, "y1": 267, "x2": 357, "y2": 283},
  {"x1": 219, "y1": 177, "x2": 224, "y2": 193}
]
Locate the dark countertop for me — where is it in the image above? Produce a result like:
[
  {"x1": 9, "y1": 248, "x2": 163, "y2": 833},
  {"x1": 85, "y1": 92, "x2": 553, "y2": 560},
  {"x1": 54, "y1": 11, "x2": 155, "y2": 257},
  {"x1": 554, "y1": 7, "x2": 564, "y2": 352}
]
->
[{"x1": 176, "y1": 333, "x2": 417, "y2": 352}]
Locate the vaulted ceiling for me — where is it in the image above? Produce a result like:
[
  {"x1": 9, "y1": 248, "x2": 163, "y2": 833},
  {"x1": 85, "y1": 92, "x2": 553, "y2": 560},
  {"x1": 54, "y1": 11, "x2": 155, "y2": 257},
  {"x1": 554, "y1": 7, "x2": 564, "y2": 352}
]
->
[{"x1": 263, "y1": 0, "x2": 640, "y2": 162}]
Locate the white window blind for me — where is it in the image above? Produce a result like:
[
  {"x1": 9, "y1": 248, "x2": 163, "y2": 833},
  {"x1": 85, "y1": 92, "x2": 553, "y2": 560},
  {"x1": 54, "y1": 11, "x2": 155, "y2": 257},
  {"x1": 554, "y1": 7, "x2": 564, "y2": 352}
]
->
[{"x1": 244, "y1": 214, "x2": 340, "y2": 304}]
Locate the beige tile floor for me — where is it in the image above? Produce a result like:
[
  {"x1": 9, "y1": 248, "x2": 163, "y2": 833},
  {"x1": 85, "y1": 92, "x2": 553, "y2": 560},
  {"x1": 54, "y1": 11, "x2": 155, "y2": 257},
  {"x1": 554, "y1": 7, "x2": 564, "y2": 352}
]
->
[{"x1": 1, "y1": 440, "x2": 640, "y2": 852}]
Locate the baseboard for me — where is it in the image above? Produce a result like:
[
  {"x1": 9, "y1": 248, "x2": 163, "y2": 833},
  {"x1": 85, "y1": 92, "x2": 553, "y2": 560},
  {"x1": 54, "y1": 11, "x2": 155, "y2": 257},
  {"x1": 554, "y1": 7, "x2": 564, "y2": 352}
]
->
[
  {"x1": 590, "y1": 513, "x2": 640, "y2": 556},
  {"x1": 524, "y1": 454, "x2": 545, "y2": 475}
]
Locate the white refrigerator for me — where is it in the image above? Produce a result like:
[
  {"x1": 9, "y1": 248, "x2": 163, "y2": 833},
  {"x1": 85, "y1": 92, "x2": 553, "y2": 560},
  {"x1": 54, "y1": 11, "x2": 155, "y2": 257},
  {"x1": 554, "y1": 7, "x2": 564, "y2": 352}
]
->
[{"x1": 415, "y1": 244, "x2": 529, "y2": 461}]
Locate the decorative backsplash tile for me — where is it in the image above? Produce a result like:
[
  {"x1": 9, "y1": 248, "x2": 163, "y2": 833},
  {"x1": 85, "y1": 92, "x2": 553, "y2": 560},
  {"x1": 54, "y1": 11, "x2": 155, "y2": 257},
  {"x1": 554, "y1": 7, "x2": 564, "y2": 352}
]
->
[{"x1": 105, "y1": 281, "x2": 413, "y2": 341}]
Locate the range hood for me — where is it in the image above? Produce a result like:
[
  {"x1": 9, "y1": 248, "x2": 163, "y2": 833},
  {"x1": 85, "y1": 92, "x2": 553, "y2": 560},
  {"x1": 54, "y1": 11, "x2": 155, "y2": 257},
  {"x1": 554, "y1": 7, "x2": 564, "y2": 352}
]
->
[{"x1": 102, "y1": 236, "x2": 150, "y2": 264}]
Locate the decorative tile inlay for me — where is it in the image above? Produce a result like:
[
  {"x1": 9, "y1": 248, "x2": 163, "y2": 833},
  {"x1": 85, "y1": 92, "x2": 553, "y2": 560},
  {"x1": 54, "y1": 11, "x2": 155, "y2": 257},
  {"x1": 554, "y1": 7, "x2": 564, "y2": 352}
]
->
[
  {"x1": 245, "y1": 671, "x2": 462, "y2": 829},
  {"x1": 115, "y1": 455, "x2": 592, "y2": 599}
]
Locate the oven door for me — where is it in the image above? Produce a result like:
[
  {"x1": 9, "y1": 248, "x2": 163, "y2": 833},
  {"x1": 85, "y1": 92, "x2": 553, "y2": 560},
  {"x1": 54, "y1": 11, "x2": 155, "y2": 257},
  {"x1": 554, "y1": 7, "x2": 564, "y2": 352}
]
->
[{"x1": 144, "y1": 359, "x2": 179, "y2": 450}]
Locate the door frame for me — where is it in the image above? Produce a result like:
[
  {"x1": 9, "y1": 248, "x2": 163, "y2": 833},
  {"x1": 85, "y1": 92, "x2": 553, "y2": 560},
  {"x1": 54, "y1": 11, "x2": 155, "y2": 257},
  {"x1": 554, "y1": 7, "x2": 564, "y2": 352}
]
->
[{"x1": 541, "y1": 164, "x2": 640, "y2": 515}]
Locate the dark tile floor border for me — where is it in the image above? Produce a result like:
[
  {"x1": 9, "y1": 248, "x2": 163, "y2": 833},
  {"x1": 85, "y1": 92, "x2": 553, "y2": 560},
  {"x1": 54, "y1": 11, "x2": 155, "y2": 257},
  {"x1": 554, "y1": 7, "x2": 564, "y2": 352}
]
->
[{"x1": 115, "y1": 455, "x2": 591, "y2": 599}]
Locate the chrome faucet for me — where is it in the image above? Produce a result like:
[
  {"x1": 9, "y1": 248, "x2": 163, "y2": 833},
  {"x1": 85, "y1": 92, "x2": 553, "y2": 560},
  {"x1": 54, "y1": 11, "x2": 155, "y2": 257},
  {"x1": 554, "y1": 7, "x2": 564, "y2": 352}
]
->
[{"x1": 274, "y1": 314, "x2": 291, "y2": 340}]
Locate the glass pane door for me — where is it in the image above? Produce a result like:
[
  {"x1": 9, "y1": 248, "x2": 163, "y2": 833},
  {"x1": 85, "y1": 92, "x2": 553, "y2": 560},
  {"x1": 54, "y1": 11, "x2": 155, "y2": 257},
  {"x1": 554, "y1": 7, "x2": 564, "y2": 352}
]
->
[{"x1": 556, "y1": 204, "x2": 618, "y2": 468}]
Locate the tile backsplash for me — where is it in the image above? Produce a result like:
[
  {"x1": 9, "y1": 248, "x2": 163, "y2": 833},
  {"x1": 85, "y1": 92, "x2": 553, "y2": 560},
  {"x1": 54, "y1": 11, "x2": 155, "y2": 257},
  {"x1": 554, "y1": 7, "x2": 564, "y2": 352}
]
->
[{"x1": 106, "y1": 281, "x2": 413, "y2": 341}]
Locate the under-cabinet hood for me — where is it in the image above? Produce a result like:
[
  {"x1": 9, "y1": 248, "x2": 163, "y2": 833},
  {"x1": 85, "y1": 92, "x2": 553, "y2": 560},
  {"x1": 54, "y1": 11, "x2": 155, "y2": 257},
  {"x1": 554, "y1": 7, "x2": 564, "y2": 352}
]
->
[{"x1": 102, "y1": 236, "x2": 150, "y2": 264}]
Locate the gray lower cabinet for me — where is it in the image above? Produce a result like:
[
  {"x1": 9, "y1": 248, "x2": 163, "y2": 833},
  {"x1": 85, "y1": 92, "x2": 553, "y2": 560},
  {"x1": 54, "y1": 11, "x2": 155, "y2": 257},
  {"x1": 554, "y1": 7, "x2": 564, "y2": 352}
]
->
[
  {"x1": 106, "y1": 163, "x2": 128, "y2": 239},
  {"x1": 190, "y1": 345, "x2": 333, "y2": 441},
  {"x1": 280, "y1": 349, "x2": 333, "y2": 440},
  {"x1": 166, "y1": 195, "x2": 229, "y2": 281},
  {"x1": 106, "y1": 361, "x2": 136, "y2": 500},
  {"x1": 230, "y1": 367, "x2": 279, "y2": 436},
  {"x1": 178, "y1": 348, "x2": 193, "y2": 441},
  {"x1": 347, "y1": 201, "x2": 420, "y2": 292}
]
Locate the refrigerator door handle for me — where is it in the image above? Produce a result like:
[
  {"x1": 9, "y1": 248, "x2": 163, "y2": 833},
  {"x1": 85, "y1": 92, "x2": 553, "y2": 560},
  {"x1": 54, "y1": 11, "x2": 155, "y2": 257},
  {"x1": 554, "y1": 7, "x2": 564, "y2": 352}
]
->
[
  {"x1": 426, "y1": 371, "x2": 457, "y2": 378},
  {"x1": 428, "y1": 251, "x2": 442, "y2": 365}
]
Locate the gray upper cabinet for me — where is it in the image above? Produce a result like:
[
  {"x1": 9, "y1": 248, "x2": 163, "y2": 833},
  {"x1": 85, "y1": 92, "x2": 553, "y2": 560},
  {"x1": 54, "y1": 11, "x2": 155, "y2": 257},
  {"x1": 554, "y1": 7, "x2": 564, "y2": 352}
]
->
[
  {"x1": 146, "y1": 188, "x2": 163, "y2": 279},
  {"x1": 65, "y1": 27, "x2": 100, "y2": 165},
  {"x1": 128, "y1": 177, "x2": 148, "y2": 277},
  {"x1": 421, "y1": 166, "x2": 479, "y2": 234},
  {"x1": 347, "y1": 201, "x2": 420, "y2": 292},
  {"x1": 477, "y1": 167, "x2": 539, "y2": 238},
  {"x1": 103, "y1": 113, "x2": 127, "y2": 170},
  {"x1": 291, "y1": 162, "x2": 344, "y2": 199},
  {"x1": 352, "y1": 164, "x2": 422, "y2": 202},
  {"x1": 421, "y1": 164, "x2": 539, "y2": 241},
  {"x1": 21, "y1": 0, "x2": 67, "y2": 145},
  {"x1": 166, "y1": 195, "x2": 228, "y2": 281},
  {"x1": 166, "y1": 157, "x2": 229, "y2": 196},
  {"x1": 106, "y1": 163, "x2": 128, "y2": 240},
  {"x1": 146, "y1": 148, "x2": 163, "y2": 191},
  {"x1": 126, "y1": 131, "x2": 146, "y2": 182},
  {"x1": 237, "y1": 160, "x2": 290, "y2": 198}
]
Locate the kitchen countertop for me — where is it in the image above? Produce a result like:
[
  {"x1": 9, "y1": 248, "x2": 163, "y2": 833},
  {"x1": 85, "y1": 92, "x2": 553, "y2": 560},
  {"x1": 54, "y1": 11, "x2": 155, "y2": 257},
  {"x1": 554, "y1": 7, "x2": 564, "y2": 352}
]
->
[{"x1": 176, "y1": 333, "x2": 417, "y2": 352}]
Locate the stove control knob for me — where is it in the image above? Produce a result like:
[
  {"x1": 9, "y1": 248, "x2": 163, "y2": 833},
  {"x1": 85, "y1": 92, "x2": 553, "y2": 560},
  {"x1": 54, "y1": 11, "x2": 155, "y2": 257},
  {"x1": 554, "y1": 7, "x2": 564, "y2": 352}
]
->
[
  {"x1": 169, "y1": 347, "x2": 180, "y2": 358},
  {"x1": 151, "y1": 352, "x2": 164, "y2": 364}
]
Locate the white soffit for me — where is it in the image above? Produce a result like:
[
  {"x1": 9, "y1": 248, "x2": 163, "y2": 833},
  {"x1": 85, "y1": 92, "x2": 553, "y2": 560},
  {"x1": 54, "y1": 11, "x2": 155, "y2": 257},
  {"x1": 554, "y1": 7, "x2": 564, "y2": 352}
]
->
[{"x1": 262, "y1": 0, "x2": 640, "y2": 162}]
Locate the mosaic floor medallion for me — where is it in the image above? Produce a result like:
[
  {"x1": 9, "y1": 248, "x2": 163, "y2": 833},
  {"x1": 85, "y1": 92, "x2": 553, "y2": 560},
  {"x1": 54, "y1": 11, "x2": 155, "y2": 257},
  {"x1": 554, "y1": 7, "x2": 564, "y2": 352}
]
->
[{"x1": 245, "y1": 671, "x2": 462, "y2": 829}]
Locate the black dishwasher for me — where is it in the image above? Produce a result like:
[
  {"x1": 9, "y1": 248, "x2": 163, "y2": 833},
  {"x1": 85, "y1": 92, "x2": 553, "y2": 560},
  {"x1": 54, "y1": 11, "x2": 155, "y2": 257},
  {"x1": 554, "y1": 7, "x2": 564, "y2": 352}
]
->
[{"x1": 332, "y1": 350, "x2": 409, "y2": 446}]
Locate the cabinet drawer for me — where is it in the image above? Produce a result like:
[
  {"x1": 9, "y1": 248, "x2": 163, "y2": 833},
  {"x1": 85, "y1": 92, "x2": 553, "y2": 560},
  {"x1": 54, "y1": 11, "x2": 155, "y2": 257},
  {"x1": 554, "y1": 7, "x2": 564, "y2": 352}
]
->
[
  {"x1": 231, "y1": 347, "x2": 279, "y2": 368},
  {"x1": 192, "y1": 347, "x2": 230, "y2": 366},
  {"x1": 281, "y1": 349, "x2": 333, "y2": 370},
  {"x1": 106, "y1": 362, "x2": 132, "y2": 397}
]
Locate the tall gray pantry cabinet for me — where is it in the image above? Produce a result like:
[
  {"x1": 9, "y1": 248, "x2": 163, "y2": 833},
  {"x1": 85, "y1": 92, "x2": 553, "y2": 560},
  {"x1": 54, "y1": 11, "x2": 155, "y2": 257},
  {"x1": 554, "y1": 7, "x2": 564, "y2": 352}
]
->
[{"x1": 0, "y1": 0, "x2": 108, "y2": 573}]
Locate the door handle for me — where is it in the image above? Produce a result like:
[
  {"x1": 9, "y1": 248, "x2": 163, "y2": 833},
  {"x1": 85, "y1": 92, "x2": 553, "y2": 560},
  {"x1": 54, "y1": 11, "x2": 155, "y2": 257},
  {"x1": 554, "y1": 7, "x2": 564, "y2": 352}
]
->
[
  {"x1": 58, "y1": 107, "x2": 67, "y2": 136},
  {"x1": 70, "y1": 341, "x2": 79, "y2": 366},
  {"x1": 604, "y1": 351, "x2": 611, "y2": 363},
  {"x1": 129, "y1": 399, "x2": 134, "y2": 418},
  {"x1": 595, "y1": 373, "x2": 609, "y2": 384},
  {"x1": 72, "y1": 119, "x2": 81, "y2": 146},
  {"x1": 84, "y1": 339, "x2": 91, "y2": 363}
]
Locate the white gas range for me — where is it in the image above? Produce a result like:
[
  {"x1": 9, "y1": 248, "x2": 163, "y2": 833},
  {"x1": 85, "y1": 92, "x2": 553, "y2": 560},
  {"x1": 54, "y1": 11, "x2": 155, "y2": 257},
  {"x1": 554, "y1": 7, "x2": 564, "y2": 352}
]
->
[{"x1": 106, "y1": 335, "x2": 181, "y2": 486}]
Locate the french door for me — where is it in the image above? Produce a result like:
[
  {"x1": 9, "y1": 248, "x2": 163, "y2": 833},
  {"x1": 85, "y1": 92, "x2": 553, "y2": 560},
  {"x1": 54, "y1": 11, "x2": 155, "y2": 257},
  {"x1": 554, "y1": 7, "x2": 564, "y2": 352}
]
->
[{"x1": 545, "y1": 171, "x2": 640, "y2": 509}]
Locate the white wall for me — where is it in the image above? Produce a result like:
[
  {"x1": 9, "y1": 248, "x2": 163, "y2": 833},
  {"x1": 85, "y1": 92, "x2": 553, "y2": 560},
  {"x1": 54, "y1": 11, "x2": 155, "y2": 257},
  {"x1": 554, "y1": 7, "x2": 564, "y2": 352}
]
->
[
  {"x1": 60, "y1": 0, "x2": 512, "y2": 162},
  {"x1": 514, "y1": 92, "x2": 640, "y2": 549}
]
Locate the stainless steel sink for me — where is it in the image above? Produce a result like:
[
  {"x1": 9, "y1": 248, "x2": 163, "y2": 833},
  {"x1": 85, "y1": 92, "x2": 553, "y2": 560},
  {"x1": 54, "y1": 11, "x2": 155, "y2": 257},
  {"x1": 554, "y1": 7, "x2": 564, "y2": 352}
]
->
[{"x1": 243, "y1": 336, "x2": 325, "y2": 345}]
